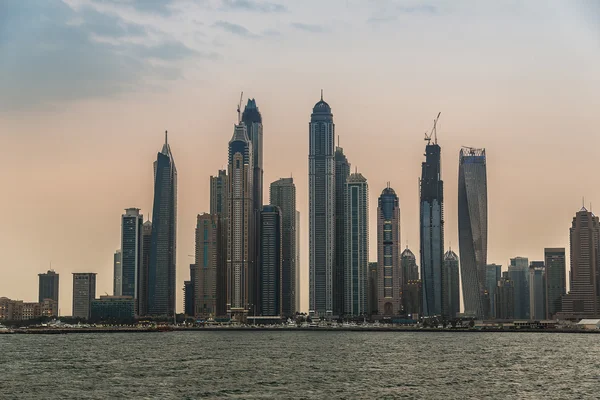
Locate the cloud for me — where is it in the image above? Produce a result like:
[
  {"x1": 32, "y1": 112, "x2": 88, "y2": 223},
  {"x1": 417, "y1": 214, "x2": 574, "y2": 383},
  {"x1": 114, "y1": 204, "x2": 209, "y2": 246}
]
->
[
  {"x1": 397, "y1": 5, "x2": 438, "y2": 15},
  {"x1": 213, "y1": 20, "x2": 258, "y2": 37},
  {"x1": 0, "y1": 1, "x2": 207, "y2": 111},
  {"x1": 221, "y1": 0, "x2": 286, "y2": 13},
  {"x1": 291, "y1": 22, "x2": 326, "y2": 33},
  {"x1": 91, "y1": 0, "x2": 175, "y2": 16}
]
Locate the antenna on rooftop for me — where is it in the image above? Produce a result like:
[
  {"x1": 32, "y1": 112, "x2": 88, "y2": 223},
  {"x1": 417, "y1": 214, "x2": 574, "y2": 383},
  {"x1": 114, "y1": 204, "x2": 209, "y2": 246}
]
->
[{"x1": 237, "y1": 91, "x2": 244, "y2": 124}]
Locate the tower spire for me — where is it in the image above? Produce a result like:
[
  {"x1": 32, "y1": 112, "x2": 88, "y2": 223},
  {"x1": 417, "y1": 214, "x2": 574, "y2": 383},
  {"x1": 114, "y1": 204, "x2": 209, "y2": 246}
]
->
[
  {"x1": 320, "y1": 89, "x2": 323, "y2": 101},
  {"x1": 165, "y1": 130, "x2": 168, "y2": 145}
]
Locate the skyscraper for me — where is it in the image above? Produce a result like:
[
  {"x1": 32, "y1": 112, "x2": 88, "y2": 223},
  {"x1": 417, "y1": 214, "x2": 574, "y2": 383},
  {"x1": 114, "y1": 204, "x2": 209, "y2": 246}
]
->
[
  {"x1": 495, "y1": 272, "x2": 514, "y2": 320},
  {"x1": 558, "y1": 207, "x2": 600, "y2": 319},
  {"x1": 138, "y1": 220, "x2": 152, "y2": 317},
  {"x1": 270, "y1": 177, "x2": 298, "y2": 317},
  {"x1": 184, "y1": 278, "x2": 194, "y2": 317},
  {"x1": 72, "y1": 273, "x2": 96, "y2": 320},
  {"x1": 148, "y1": 131, "x2": 177, "y2": 318},
  {"x1": 295, "y1": 210, "x2": 301, "y2": 314},
  {"x1": 444, "y1": 250, "x2": 460, "y2": 319},
  {"x1": 38, "y1": 270, "x2": 59, "y2": 316},
  {"x1": 458, "y1": 147, "x2": 488, "y2": 318},
  {"x1": 121, "y1": 208, "x2": 143, "y2": 313},
  {"x1": 195, "y1": 213, "x2": 220, "y2": 319},
  {"x1": 344, "y1": 171, "x2": 368, "y2": 317},
  {"x1": 210, "y1": 170, "x2": 228, "y2": 318},
  {"x1": 529, "y1": 261, "x2": 546, "y2": 320},
  {"x1": 242, "y1": 99, "x2": 262, "y2": 317},
  {"x1": 259, "y1": 205, "x2": 282, "y2": 317},
  {"x1": 308, "y1": 92, "x2": 335, "y2": 318},
  {"x1": 368, "y1": 262, "x2": 378, "y2": 316},
  {"x1": 377, "y1": 185, "x2": 401, "y2": 316},
  {"x1": 420, "y1": 136, "x2": 444, "y2": 317},
  {"x1": 485, "y1": 264, "x2": 502, "y2": 319},
  {"x1": 509, "y1": 257, "x2": 530, "y2": 320},
  {"x1": 113, "y1": 250, "x2": 122, "y2": 296},
  {"x1": 401, "y1": 248, "x2": 419, "y2": 282},
  {"x1": 335, "y1": 145, "x2": 350, "y2": 316},
  {"x1": 544, "y1": 247, "x2": 566, "y2": 319},
  {"x1": 227, "y1": 123, "x2": 254, "y2": 321}
]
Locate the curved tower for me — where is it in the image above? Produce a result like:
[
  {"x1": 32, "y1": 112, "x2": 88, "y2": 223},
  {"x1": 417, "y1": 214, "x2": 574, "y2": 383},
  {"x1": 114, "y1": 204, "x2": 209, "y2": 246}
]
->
[
  {"x1": 227, "y1": 124, "x2": 254, "y2": 321},
  {"x1": 377, "y1": 185, "x2": 401, "y2": 316},
  {"x1": 458, "y1": 147, "x2": 487, "y2": 318},
  {"x1": 309, "y1": 92, "x2": 335, "y2": 317}
]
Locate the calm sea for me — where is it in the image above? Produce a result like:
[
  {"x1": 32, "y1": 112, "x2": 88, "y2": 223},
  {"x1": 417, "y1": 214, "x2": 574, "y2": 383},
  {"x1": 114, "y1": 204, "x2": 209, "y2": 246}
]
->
[{"x1": 1, "y1": 331, "x2": 599, "y2": 399}]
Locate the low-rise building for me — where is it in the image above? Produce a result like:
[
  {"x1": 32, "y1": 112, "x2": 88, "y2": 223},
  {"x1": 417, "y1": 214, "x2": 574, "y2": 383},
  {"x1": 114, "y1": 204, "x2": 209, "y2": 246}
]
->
[
  {"x1": 577, "y1": 319, "x2": 600, "y2": 330},
  {"x1": 90, "y1": 296, "x2": 135, "y2": 322}
]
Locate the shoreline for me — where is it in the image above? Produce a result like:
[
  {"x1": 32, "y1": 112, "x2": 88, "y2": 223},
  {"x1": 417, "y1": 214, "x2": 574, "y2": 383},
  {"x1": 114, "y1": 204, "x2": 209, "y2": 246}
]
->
[{"x1": 1, "y1": 327, "x2": 598, "y2": 335}]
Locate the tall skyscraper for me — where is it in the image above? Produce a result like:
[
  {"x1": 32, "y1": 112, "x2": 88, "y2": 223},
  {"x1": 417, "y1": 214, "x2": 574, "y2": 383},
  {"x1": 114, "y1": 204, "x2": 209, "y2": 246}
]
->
[
  {"x1": 121, "y1": 208, "x2": 143, "y2": 313},
  {"x1": 559, "y1": 207, "x2": 600, "y2": 319},
  {"x1": 368, "y1": 262, "x2": 378, "y2": 316},
  {"x1": 227, "y1": 123, "x2": 254, "y2": 321},
  {"x1": 270, "y1": 177, "x2": 298, "y2": 317},
  {"x1": 148, "y1": 131, "x2": 177, "y2": 318},
  {"x1": 242, "y1": 99, "x2": 263, "y2": 317},
  {"x1": 72, "y1": 273, "x2": 96, "y2": 320},
  {"x1": 308, "y1": 92, "x2": 335, "y2": 318},
  {"x1": 420, "y1": 135, "x2": 444, "y2": 317},
  {"x1": 38, "y1": 270, "x2": 59, "y2": 316},
  {"x1": 495, "y1": 272, "x2": 514, "y2": 320},
  {"x1": 544, "y1": 247, "x2": 566, "y2": 319},
  {"x1": 259, "y1": 205, "x2": 282, "y2": 317},
  {"x1": 444, "y1": 250, "x2": 460, "y2": 319},
  {"x1": 485, "y1": 264, "x2": 502, "y2": 319},
  {"x1": 344, "y1": 171, "x2": 368, "y2": 317},
  {"x1": 209, "y1": 170, "x2": 228, "y2": 318},
  {"x1": 184, "y1": 278, "x2": 194, "y2": 317},
  {"x1": 295, "y1": 210, "x2": 301, "y2": 313},
  {"x1": 401, "y1": 248, "x2": 419, "y2": 282},
  {"x1": 509, "y1": 257, "x2": 530, "y2": 320},
  {"x1": 458, "y1": 147, "x2": 488, "y2": 318},
  {"x1": 334, "y1": 145, "x2": 350, "y2": 316},
  {"x1": 377, "y1": 185, "x2": 401, "y2": 316},
  {"x1": 113, "y1": 250, "x2": 122, "y2": 296},
  {"x1": 529, "y1": 261, "x2": 546, "y2": 320},
  {"x1": 195, "y1": 213, "x2": 220, "y2": 319},
  {"x1": 138, "y1": 220, "x2": 152, "y2": 317}
]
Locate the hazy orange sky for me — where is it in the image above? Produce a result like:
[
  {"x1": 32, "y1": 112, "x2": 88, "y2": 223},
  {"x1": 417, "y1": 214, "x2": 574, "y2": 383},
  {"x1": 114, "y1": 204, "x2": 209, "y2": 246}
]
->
[{"x1": 1, "y1": 0, "x2": 599, "y2": 315}]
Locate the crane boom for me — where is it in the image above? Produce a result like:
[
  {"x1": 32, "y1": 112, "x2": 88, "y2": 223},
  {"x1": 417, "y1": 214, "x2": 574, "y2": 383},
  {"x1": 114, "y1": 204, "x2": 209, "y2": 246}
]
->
[{"x1": 237, "y1": 91, "x2": 244, "y2": 123}]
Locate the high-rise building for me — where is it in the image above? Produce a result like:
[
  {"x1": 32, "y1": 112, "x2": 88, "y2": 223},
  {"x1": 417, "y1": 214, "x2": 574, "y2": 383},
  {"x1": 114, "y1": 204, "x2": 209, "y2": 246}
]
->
[
  {"x1": 558, "y1": 207, "x2": 600, "y2": 319},
  {"x1": 38, "y1": 270, "x2": 59, "y2": 316},
  {"x1": 529, "y1": 261, "x2": 546, "y2": 320},
  {"x1": 210, "y1": 170, "x2": 229, "y2": 216},
  {"x1": 377, "y1": 185, "x2": 401, "y2": 316},
  {"x1": 368, "y1": 262, "x2": 378, "y2": 316},
  {"x1": 509, "y1": 257, "x2": 530, "y2": 320},
  {"x1": 195, "y1": 213, "x2": 220, "y2": 319},
  {"x1": 495, "y1": 272, "x2": 514, "y2": 320},
  {"x1": 113, "y1": 250, "x2": 122, "y2": 296},
  {"x1": 259, "y1": 205, "x2": 282, "y2": 317},
  {"x1": 444, "y1": 250, "x2": 460, "y2": 319},
  {"x1": 401, "y1": 248, "x2": 419, "y2": 282},
  {"x1": 184, "y1": 279, "x2": 194, "y2": 317},
  {"x1": 227, "y1": 123, "x2": 254, "y2": 321},
  {"x1": 121, "y1": 208, "x2": 143, "y2": 314},
  {"x1": 72, "y1": 273, "x2": 96, "y2": 320},
  {"x1": 334, "y1": 146, "x2": 350, "y2": 316},
  {"x1": 270, "y1": 177, "x2": 298, "y2": 317},
  {"x1": 242, "y1": 99, "x2": 262, "y2": 317},
  {"x1": 420, "y1": 137, "x2": 444, "y2": 317},
  {"x1": 295, "y1": 210, "x2": 301, "y2": 314},
  {"x1": 404, "y1": 280, "x2": 422, "y2": 318},
  {"x1": 138, "y1": 220, "x2": 152, "y2": 317},
  {"x1": 458, "y1": 147, "x2": 488, "y2": 318},
  {"x1": 485, "y1": 264, "x2": 502, "y2": 319},
  {"x1": 148, "y1": 132, "x2": 177, "y2": 318},
  {"x1": 308, "y1": 92, "x2": 335, "y2": 318},
  {"x1": 210, "y1": 171, "x2": 229, "y2": 318},
  {"x1": 344, "y1": 172, "x2": 368, "y2": 317},
  {"x1": 544, "y1": 248, "x2": 566, "y2": 319}
]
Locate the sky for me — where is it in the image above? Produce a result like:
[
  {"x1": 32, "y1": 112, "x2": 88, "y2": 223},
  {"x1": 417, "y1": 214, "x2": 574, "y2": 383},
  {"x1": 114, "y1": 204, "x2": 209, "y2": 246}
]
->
[{"x1": 1, "y1": 0, "x2": 599, "y2": 315}]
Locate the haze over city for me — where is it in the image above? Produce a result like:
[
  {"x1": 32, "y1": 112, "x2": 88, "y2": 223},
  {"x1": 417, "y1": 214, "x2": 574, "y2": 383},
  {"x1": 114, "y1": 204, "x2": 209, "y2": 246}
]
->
[{"x1": 1, "y1": 0, "x2": 599, "y2": 315}]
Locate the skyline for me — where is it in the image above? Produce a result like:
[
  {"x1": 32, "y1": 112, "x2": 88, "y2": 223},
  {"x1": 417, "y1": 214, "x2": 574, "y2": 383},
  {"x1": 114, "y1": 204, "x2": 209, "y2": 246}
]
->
[{"x1": 2, "y1": 1, "x2": 600, "y2": 315}]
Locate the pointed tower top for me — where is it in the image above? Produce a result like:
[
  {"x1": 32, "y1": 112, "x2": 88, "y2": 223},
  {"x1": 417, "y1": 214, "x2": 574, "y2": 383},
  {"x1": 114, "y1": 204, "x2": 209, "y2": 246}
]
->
[
  {"x1": 165, "y1": 130, "x2": 168, "y2": 144},
  {"x1": 320, "y1": 89, "x2": 323, "y2": 101}
]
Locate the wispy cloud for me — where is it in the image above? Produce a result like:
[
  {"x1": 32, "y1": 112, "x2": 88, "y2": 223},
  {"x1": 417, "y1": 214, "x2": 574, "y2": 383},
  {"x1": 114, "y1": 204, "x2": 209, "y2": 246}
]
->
[
  {"x1": 213, "y1": 20, "x2": 258, "y2": 38},
  {"x1": 291, "y1": 22, "x2": 326, "y2": 33},
  {"x1": 91, "y1": 0, "x2": 175, "y2": 16},
  {"x1": 221, "y1": 0, "x2": 286, "y2": 13}
]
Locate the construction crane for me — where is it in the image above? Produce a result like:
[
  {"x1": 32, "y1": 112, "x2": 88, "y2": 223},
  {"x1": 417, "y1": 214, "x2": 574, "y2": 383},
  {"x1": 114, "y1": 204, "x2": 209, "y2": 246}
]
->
[
  {"x1": 424, "y1": 112, "x2": 441, "y2": 145},
  {"x1": 236, "y1": 91, "x2": 244, "y2": 123}
]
